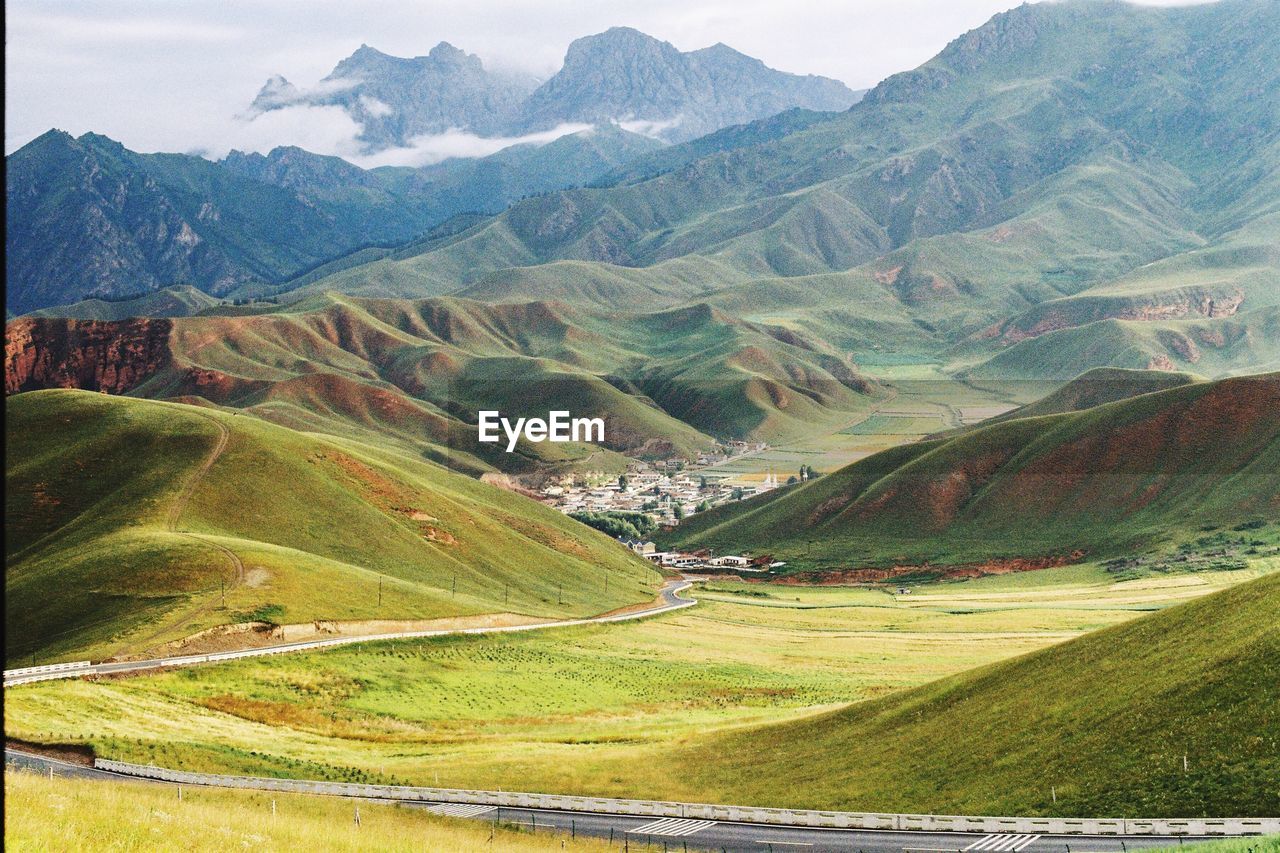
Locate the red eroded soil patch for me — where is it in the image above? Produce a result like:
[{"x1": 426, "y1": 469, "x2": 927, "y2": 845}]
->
[{"x1": 5, "y1": 317, "x2": 172, "y2": 395}]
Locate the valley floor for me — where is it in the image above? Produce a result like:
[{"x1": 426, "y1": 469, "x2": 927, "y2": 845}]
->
[{"x1": 4, "y1": 560, "x2": 1271, "y2": 810}]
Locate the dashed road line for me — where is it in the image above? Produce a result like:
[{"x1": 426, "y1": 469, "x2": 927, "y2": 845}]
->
[{"x1": 629, "y1": 817, "x2": 716, "y2": 836}]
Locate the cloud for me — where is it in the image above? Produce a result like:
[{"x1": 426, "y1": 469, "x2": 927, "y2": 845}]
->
[
  {"x1": 248, "y1": 75, "x2": 360, "y2": 113},
  {"x1": 349, "y1": 123, "x2": 594, "y2": 169},
  {"x1": 617, "y1": 115, "x2": 684, "y2": 139},
  {"x1": 358, "y1": 95, "x2": 395, "y2": 118},
  {"x1": 7, "y1": 10, "x2": 243, "y2": 44}
]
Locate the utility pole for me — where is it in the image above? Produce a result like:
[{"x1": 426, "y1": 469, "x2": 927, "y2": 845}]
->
[
  {"x1": 452, "y1": 573, "x2": 457, "y2": 597},
  {"x1": 220, "y1": 579, "x2": 225, "y2": 608},
  {"x1": 378, "y1": 577, "x2": 383, "y2": 609},
  {"x1": 558, "y1": 583, "x2": 563, "y2": 605}
]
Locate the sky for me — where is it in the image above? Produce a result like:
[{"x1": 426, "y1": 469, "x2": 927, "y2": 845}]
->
[{"x1": 5, "y1": 0, "x2": 1211, "y2": 164}]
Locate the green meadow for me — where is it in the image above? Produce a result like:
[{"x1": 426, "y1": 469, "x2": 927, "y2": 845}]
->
[{"x1": 5, "y1": 562, "x2": 1270, "y2": 812}]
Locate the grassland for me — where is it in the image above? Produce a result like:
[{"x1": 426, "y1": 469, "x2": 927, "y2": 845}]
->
[
  {"x1": 667, "y1": 374, "x2": 1280, "y2": 569},
  {"x1": 4, "y1": 562, "x2": 1270, "y2": 811},
  {"x1": 3, "y1": 768, "x2": 610, "y2": 852},
  {"x1": 660, "y1": 569, "x2": 1280, "y2": 818},
  {"x1": 5, "y1": 390, "x2": 660, "y2": 666}
]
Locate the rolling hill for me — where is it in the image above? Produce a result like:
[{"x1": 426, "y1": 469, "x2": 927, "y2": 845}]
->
[
  {"x1": 4, "y1": 127, "x2": 662, "y2": 315},
  {"x1": 4, "y1": 390, "x2": 662, "y2": 665},
  {"x1": 280, "y1": 0, "x2": 1280, "y2": 380},
  {"x1": 662, "y1": 567, "x2": 1280, "y2": 817},
  {"x1": 665, "y1": 372, "x2": 1280, "y2": 570},
  {"x1": 5, "y1": 295, "x2": 879, "y2": 476}
]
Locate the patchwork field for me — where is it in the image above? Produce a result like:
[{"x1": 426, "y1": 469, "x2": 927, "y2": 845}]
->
[{"x1": 5, "y1": 562, "x2": 1271, "y2": 808}]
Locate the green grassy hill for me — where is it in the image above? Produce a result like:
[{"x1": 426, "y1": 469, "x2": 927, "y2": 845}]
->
[
  {"x1": 937, "y1": 367, "x2": 1203, "y2": 437},
  {"x1": 666, "y1": 373, "x2": 1280, "y2": 568},
  {"x1": 4, "y1": 390, "x2": 661, "y2": 665},
  {"x1": 269, "y1": 0, "x2": 1280, "y2": 382},
  {"x1": 6, "y1": 294, "x2": 880, "y2": 475},
  {"x1": 663, "y1": 569, "x2": 1280, "y2": 817}
]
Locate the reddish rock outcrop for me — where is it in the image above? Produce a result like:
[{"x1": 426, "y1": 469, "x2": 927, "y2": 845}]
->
[{"x1": 5, "y1": 317, "x2": 172, "y2": 395}]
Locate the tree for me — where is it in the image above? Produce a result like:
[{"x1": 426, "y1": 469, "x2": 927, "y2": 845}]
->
[
  {"x1": 731, "y1": 487, "x2": 744, "y2": 501},
  {"x1": 787, "y1": 475, "x2": 799, "y2": 485},
  {"x1": 673, "y1": 503, "x2": 685, "y2": 521},
  {"x1": 696, "y1": 500, "x2": 711, "y2": 513},
  {"x1": 699, "y1": 475, "x2": 709, "y2": 491},
  {"x1": 618, "y1": 474, "x2": 629, "y2": 490}
]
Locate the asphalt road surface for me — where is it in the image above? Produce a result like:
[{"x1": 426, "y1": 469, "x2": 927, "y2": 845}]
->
[{"x1": 4, "y1": 749, "x2": 1205, "y2": 853}]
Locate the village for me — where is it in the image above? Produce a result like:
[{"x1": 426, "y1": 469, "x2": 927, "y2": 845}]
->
[{"x1": 538, "y1": 440, "x2": 816, "y2": 572}]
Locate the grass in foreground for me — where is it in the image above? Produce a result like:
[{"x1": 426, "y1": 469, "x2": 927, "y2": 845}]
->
[
  {"x1": 2, "y1": 768, "x2": 608, "y2": 852},
  {"x1": 3, "y1": 565, "x2": 1267, "y2": 810},
  {"x1": 661, "y1": 570, "x2": 1280, "y2": 818}
]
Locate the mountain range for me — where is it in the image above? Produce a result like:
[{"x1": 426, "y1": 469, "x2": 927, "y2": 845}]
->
[
  {"x1": 250, "y1": 28, "x2": 861, "y2": 149},
  {"x1": 7, "y1": 0, "x2": 1280, "y2": 470},
  {"x1": 5, "y1": 294, "x2": 878, "y2": 477}
]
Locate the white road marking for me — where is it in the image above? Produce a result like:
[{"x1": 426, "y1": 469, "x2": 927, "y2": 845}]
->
[
  {"x1": 965, "y1": 834, "x2": 1041, "y2": 851},
  {"x1": 427, "y1": 802, "x2": 496, "y2": 818},
  {"x1": 629, "y1": 817, "x2": 716, "y2": 836}
]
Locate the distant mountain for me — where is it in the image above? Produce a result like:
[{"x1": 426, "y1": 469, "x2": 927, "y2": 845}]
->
[
  {"x1": 251, "y1": 30, "x2": 860, "y2": 149},
  {"x1": 5, "y1": 126, "x2": 660, "y2": 314},
  {"x1": 665, "y1": 372, "x2": 1280, "y2": 570},
  {"x1": 250, "y1": 42, "x2": 538, "y2": 148},
  {"x1": 296, "y1": 0, "x2": 1278, "y2": 380},
  {"x1": 514, "y1": 28, "x2": 860, "y2": 142}
]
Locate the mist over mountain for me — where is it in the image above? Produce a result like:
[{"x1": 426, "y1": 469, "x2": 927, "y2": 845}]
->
[
  {"x1": 250, "y1": 42, "x2": 540, "y2": 148},
  {"x1": 250, "y1": 28, "x2": 860, "y2": 149},
  {"x1": 514, "y1": 28, "x2": 860, "y2": 143},
  {"x1": 4, "y1": 125, "x2": 660, "y2": 314},
  {"x1": 9, "y1": 0, "x2": 1279, "y2": 384}
]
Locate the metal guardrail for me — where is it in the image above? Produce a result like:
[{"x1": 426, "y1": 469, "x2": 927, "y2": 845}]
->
[
  {"x1": 95, "y1": 759, "x2": 1280, "y2": 837},
  {"x1": 3, "y1": 661, "x2": 93, "y2": 684},
  {"x1": 2, "y1": 583, "x2": 696, "y2": 688},
  {"x1": 4, "y1": 661, "x2": 92, "y2": 676}
]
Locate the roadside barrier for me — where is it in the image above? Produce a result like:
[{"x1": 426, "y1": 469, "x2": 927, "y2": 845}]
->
[{"x1": 94, "y1": 759, "x2": 1279, "y2": 836}]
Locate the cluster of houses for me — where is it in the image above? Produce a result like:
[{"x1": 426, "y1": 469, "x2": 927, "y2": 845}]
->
[
  {"x1": 620, "y1": 540, "x2": 780, "y2": 572},
  {"x1": 542, "y1": 461, "x2": 777, "y2": 526}
]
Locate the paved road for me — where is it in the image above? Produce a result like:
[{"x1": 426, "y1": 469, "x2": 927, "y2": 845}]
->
[
  {"x1": 3, "y1": 580, "x2": 695, "y2": 687},
  {"x1": 5, "y1": 749, "x2": 1200, "y2": 853}
]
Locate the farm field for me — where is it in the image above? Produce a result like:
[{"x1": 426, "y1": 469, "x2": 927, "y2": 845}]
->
[
  {"x1": 4, "y1": 562, "x2": 1271, "y2": 804},
  {"x1": 2, "y1": 768, "x2": 606, "y2": 852}
]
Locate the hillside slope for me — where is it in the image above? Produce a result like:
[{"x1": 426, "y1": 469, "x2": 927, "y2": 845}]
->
[
  {"x1": 5, "y1": 295, "x2": 879, "y2": 474},
  {"x1": 664, "y1": 569, "x2": 1280, "y2": 817},
  {"x1": 5, "y1": 390, "x2": 660, "y2": 665},
  {"x1": 294, "y1": 0, "x2": 1280, "y2": 379},
  {"x1": 667, "y1": 372, "x2": 1280, "y2": 568}
]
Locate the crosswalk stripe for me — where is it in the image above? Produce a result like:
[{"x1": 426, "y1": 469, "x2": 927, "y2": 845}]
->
[
  {"x1": 965, "y1": 834, "x2": 1042, "y2": 852},
  {"x1": 629, "y1": 817, "x2": 716, "y2": 836},
  {"x1": 427, "y1": 803, "x2": 495, "y2": 818}
]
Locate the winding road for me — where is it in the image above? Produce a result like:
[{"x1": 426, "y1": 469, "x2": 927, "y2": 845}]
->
[{"x1": 6, "y1": 749, "x2": 1251, "y2": 853}]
